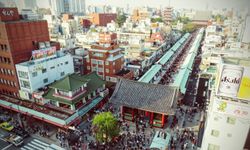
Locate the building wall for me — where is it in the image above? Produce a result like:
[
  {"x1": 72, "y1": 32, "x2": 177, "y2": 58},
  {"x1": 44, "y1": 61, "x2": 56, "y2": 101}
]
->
[
  {"x1": 16, "y1": 54, "x2": 74, "y2": 96},
  {"x1": 0, "y1": 11, "x2": 50, "y2": 98},
  {"x1": 201, "y1": 97, "x2": 250, "y2": 150},
  {"x1": 90, "y1": 13, "x2": 117, "y2": 26}
]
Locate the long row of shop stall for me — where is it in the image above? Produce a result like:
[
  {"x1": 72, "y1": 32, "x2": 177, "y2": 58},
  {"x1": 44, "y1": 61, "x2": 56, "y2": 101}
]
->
[
  {"x1": 170, "y1": 28, "x2": 204, "y2": 94},
  {"x1": 138, "y1": 33, "x2": 191, "y2": 84}
]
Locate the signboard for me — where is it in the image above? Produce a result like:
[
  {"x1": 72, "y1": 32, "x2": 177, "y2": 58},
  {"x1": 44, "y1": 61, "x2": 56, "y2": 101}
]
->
[
  {"x1": 216, "y1": 64, "x2": 250, "y2": 101},
  {"x1": 32, "y1": 46, "x2": 56, "y2": 60},
  {"x1": 213, "y1": 97, "x2": 250, "y2": 120}
]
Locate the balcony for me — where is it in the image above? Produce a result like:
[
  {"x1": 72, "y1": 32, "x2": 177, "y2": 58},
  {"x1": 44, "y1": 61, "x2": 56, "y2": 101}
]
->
[{"x1": 53, "y1": 89, "x2": 87, "y2": 101}]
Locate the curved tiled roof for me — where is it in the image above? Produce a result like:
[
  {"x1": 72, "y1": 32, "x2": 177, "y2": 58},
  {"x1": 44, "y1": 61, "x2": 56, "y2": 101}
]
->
[{"x1": 110, "y1": 79, "x2": 177, "y2": 115}]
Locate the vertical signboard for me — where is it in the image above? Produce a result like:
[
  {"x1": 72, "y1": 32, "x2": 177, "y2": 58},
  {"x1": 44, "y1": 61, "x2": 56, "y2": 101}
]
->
[
  {"x1": 217, "y1": 64, "x2": 243, "y2": 98},
  {"x1": 238, "y1": 68, "x2": 250, "y2": 100},
  {"x1": 216, "y1": 64, "x2": 250, "y2": 101}
]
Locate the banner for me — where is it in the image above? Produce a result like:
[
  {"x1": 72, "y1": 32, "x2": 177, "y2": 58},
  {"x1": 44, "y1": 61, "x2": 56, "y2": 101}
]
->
[
  {"x1": 213, "y1": 97, "x2": 250, "y2": 120},
  {"x1": 216, "y1": 64, "x2": 250, "y2": 101},
  {"x1": 32, "y1": 46, "x2": 56, "y2": 60}
]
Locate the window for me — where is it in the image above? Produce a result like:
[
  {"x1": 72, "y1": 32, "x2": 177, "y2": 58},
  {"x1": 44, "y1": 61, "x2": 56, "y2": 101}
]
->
[
  {"x1": 61, "y1": 72, "x2": 65, "y2": 76},
  {"x1": 105, "y1": 61, "x2": 109, "y2": 65},
  {"x1": 113, "y1": 69, "x2": 116, "y2": 73},
  {"x1": 226, "y1": 133, "x2": 232, "y2": 137},
  {"x1": 87, "y1": 66, "x2": 90, "y2": 70},
  {"x1": 227, "y1": 117, "x2": 236, "y2": 125},
  {"x1": 20, "y1": 80, "x2": 30, "y2": 89},
  {"x1": 208, "y1": 144, "x2": 220, "y2": 150},
  {"x1": 50, "y1": 66, "x2": 55, "y2": 69},
  {"x1": 113, "y1": 62, "x2": 115, "y2": 65},
  {"x1": 18, "y1": 71, "x2": 28, "y2": 79},
  {"x1": 42, "y1": 68, "x2": 47, "y2": 73},
  {"x1": 98, "y1": 68, "x2": 103, "y2": 72},
  {"x1": 61, "y1": 63, "x2": 63, "y2": 65},
  {"x1": 106, "y1": 69, "x2": 109, "y2": 73},
  {"x1": 214, "y1": 117, "x2": 219, "y2": 121},
  {"x1": 211, "y1": 130, "x2": 219, "y2": 137},
  {"x1": 32, "y1": 72, "x2": 37, "y2": 77},
  {"x1": 43, "y1": 78, "x2": 48, "y2": 83},
  {"x1": 65, "y1": 61, "x2": 68, "y2": 65}
]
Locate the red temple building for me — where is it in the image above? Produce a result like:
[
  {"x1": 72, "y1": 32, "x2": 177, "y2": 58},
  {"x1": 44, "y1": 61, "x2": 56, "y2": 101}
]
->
[{"x1": 110, "y1": 79, "x2": 178, "y2": 128}]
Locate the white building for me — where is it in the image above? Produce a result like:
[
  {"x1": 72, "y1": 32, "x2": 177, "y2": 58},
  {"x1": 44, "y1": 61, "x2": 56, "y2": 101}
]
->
[
  {"x1": 201, "y1": 58, "x2": 250, "y2": 150},
  {"x1": 68, "y1": 0, "x2": 85, "y2": 14},
  {"x1": 15, "y1": 49, "x2": 74, "y2": 100},
  {"x1": 49, "y1": 0, "x2": 65, "y2": 16}
]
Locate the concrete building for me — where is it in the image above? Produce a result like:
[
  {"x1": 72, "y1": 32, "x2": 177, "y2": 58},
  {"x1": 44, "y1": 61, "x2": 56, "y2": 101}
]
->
[
  {"x1": 85, "y1": 32, "x2": 124, "y2": 82},
  {"x1": 49, "y1": 0, "x2": 65, "y2": 16},
  {"x1": 68, "y1": 0, "x2": 85, "y2": 14},
  {"x1": 89, "y1": 13, "x2": 117, "y2": 26},
  {"x1": 132, "y1": 8, "x2": 149, "y2": 22},
  {"x1": 201, "y1": 57, "x2": 250, "y2": 150},
  {"x1": 0, "y1": 7, "x2": 50, "y2": 98},
  {"x1": 15, "y1": 50, "x2": 74, "y2": 100}
]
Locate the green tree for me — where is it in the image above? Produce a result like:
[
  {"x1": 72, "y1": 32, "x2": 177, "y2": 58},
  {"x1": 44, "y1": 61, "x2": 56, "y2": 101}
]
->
[
  {"x1": 183, "y1": 22, "x2": 197, "y2": 33},
  {"x1": 116, "y1": 14, "x2": 127, "y2": 27},
  {"x1": 92, "y1": 112, "x2": 120, "y2": 143},
  {"x1": 151, "y1": 17, "x2": 163, "y2": 23}
]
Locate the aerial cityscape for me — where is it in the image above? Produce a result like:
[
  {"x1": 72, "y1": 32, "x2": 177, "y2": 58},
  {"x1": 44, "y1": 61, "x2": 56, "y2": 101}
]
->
[{"x1": 0, "y1": 0, "x2": 249, "y2": 150}]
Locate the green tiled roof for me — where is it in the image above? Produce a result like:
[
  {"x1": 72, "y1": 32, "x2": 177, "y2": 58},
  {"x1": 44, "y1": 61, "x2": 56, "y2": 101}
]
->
[
  {"x1": 138, "y1": 64, "x2": 162, "y2": 83},
  {"x1": 43, "y1": 72, "x2": 106, "y2": 105},
  {"x1": 50, "y1": 74, "x2": 89, "y2": 91}
]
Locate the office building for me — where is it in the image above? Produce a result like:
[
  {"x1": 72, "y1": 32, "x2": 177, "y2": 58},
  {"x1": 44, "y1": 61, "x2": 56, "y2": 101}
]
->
[{"x1": 0, "y1": 7, "x2": 50, "y2": 98}]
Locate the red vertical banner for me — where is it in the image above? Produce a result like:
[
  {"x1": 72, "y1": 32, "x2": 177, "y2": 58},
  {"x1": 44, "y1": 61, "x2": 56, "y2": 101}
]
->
[{"x1": 161, "y1": 114, "x2": 165, "y2": 127}]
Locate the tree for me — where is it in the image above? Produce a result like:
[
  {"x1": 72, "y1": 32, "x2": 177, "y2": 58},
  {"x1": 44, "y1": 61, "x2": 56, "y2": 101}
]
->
[
  {"x1": 116, "y1": 14, "x2": 127, "y2": 27},
  {"x1": 183, "y1": 22, "x2": 197, "y2": 33},
  {"x1": 151, "y1": 17, "x2": 163, "y2": 23},
  {"x1": 92, "y1": 112, "x2": 120, "y2": 143}
]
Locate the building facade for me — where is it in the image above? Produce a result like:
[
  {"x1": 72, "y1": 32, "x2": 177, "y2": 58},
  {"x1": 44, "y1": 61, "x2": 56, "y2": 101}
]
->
[
  {"x1": 89, "y1": 13, "x2": 117, "y2": 26},
  {"x1": 68, "y1": 0, "x2": 85, "y2": 14},
  {"x1": 49, "y1": 0, "x2": 65, "y2": 16},
  {"x1": 201, "y1": 59, "x2": 250, "y2": 150},
  {"x1": 85, "y1": 32, "x2": 124, "y2": 82},
  {"x1": 0, "y1": 7, "x2": 50, "y2": 98},
  {"x1": 162, "y1": 7, "x2": 173, "y2": 24},
  {"x1": 15, "y1": 50, "x2": 74, "y2": 100}
]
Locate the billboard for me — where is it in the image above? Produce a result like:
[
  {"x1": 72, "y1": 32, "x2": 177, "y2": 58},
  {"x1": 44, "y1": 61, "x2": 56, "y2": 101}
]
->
[
  {"x1": 213, "y1": 97, "x2": 250, "y2": 120},
  {"x1": 32, "y1": 46, "x2": 56, "y2": 60},
  {"x1": 216, "y1": 64, "x2": 250, "y2": 101}
]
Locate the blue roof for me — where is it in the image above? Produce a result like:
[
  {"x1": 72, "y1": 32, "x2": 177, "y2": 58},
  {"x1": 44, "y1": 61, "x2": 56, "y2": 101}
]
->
[
  {"x1": 150, "y1": 131, "x2": 171, "y2": 149},
  {"x1": 138, "y1": 64, "x2": 162, "y2": 83},
  {"x1": 156, "y1": 50, "x2": 174, "y2": 65},
  {"x1": 181, "y1": 53, "x2": 196, "y2": 70},
  {"x1": 171, "y1": 68, "x2": 191, "y2": 94}
]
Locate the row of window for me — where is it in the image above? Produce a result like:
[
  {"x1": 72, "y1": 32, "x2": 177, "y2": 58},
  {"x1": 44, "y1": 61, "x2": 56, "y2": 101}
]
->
[
  {"x1": 0, "y1": 89, "x2": 18, "y2": 97},
  {"x1": 0, "y1": 78, "x2": 17, "y2": 87},
  {"x1": 32, "y1": 61, "x2": 69, "y2": 76},
  {"x1": 0, "y1": 56, "x2": 11, "y2": 64},
  {"x1": 87, "y1": 66, "x2": 116, "y2": 74},
  {"x1": 0, "y1": 44, "x2": 8, "y2": 51},
  {"x1": 0, "y1": 68, "x2": 15, "y2": 76}
]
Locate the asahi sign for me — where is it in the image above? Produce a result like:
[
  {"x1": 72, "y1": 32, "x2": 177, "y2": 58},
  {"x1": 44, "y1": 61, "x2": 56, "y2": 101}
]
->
[{"x1": 217, "y1": 65, "x2": 243, "y2": 98}]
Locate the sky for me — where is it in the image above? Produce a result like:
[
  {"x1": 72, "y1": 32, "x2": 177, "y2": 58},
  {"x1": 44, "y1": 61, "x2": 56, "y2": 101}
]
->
[
  {"x1": 34, "y1": 0, "x2": 250, "y2": 11},
  {"x1": 0, "y1": 0, "x2": 249, "y2": 11}
]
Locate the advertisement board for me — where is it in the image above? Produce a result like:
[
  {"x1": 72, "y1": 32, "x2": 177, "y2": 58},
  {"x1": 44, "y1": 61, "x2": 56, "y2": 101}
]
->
[
  {"x1": 216, "y1": 64, "x2": 250, "y2": 101},
  {"x1": 213, "y1": 97, "x2": 250, "y2": 120},
  {"x1": 32, "y1": 46, "x2": 56, "y2": 60}
]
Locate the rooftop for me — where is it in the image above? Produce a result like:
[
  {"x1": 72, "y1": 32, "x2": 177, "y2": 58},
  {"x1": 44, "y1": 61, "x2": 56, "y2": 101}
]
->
[
  {"x1": 44, "y1": 72, "x2": 106, "y2": 104},
  {"x1": 50, "y1": 74, "x2": 89, "y2": 91},
  {"x1": 110, "y1": 79, "x2": 177, "y2": 115}
]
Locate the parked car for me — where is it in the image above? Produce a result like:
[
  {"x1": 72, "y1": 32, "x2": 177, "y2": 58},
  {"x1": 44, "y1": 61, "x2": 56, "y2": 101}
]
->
[
  {"x1": 0, "y1": 122, "x2": 14, "y2": 131},
  {"x1": 3, "y1": 133, "x2": 24, "y2": 146}
]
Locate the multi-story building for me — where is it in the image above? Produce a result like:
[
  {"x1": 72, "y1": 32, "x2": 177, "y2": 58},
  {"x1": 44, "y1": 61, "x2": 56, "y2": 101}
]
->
[
  {"x1": 68, "y1": 0, "x2": 85, "y2": 14},
  {"x1": 200, "y1": 57, "x2": 250, "y2": 150},
  {"x1": 85, "y1": 32, "x2": 124, "y2": 82},
  {"x1": 89, "y1": 13, "x2": 117, "y2": 26},
  {"x1": 49, "y1": 0, "x2": 65, "y2": 16},
  {"x1": 162, "y1": 7, "x2": 173, "y2": 24},
  {"x1": 0, "y1": 7, "x2": 50, "y2": 98},
  {"x1": 132, "y1": 8, "x2": 149, "y2": 22},
  {"x1": 15, "y1": 49, "x2": 74, "y2": 100}
]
